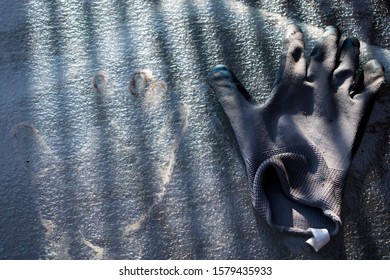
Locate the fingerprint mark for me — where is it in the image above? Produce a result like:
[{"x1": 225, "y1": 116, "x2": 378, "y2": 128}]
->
[
  {"x1": 144, "y1": 80, "x2": 168, "y2": 106},
  {"x1": 42, "y1": 219, "x2": 55, "y2": 234},
  {"x1": 92, "y1": 71, "x2": 111, "y2": 98},
  {"x1": 124, "y1": 104, "x2": 189, "y2": 237},
  {"x1": 11, "y1": 123, "x2": 55, "y2": 178},
  {"x1": 82, "y1": 237, "x2": 105, "y2": 260},
  {"x1": 159, "y1": 104, "x2": 189, "y2": 187},
  {"x1": 129, "y1": 69, "x2": 154, "y2": 96},
  {"x1": 124, "y1": 213, "x2": 147, "y2": 236},
  {"x1": 12, "y1": 123, "x2": 67, "y2": 259}
]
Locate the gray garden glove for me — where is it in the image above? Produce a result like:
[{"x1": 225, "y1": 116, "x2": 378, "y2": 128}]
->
[{"x1": 207, "y1": 24, "x2": 385, "y2": 251}]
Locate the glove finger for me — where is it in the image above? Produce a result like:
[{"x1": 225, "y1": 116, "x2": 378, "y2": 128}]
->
[
  {"x1": 332, "y1": 37, "x2": 360, "y2": 91},
  {"x1": 207, "y1": 65, "x2": 254, "y2": 118},
  {"x1": 274, "y1": 24, "x2": 306, "y2": 86},
  {"x1": 352, "y1": 59, "x2": 385, "y2": 105},
  {"x1": 307, "y1": 26, "x2": 340, "y2": 82},
  {"x1": 208, "y1": 65, "x2": 260, "y2": 157}
]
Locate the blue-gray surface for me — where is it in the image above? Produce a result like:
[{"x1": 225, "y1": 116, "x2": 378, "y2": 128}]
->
[{"x1": 0, "y1": 0, "x2": 389, "y2": 259}]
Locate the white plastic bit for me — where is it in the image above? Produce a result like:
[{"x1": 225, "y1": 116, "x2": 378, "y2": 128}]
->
[{"x1": 306, "y1": 228, "x2": 331, "y2": 252}]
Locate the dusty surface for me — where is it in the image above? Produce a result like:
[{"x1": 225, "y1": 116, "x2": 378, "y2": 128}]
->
[{"x1": 0, "y1": 0, "x2": 389, "y2": 259}]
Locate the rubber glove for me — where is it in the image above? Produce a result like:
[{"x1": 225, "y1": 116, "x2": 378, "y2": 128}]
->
[{"x1": 207, "y1": 25, "x2": 385, "y2": 251}]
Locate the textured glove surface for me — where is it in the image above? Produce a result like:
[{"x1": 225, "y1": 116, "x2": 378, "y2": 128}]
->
[{"x1": 207, "y1": 25, "x2": 384, "y2": 238}]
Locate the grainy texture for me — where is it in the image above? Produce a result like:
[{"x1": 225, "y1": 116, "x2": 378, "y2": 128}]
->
[{"x1": 0, "y1": 0, "x2": 389, "y2": 259}]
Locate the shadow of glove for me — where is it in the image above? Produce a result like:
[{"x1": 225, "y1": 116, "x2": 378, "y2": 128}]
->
[{"x1": 207, "y1": 24, "x2": 385, "y2": 251}]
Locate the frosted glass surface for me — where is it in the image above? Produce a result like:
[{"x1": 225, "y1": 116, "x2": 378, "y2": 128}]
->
[{"x1": 1, "y1": 0, "x2": 389, "y2": 259}]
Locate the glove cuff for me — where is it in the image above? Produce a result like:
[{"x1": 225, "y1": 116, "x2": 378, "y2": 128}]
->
[{"x1": 247, "y1": 144, "x2": 346, "y2": 237}]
